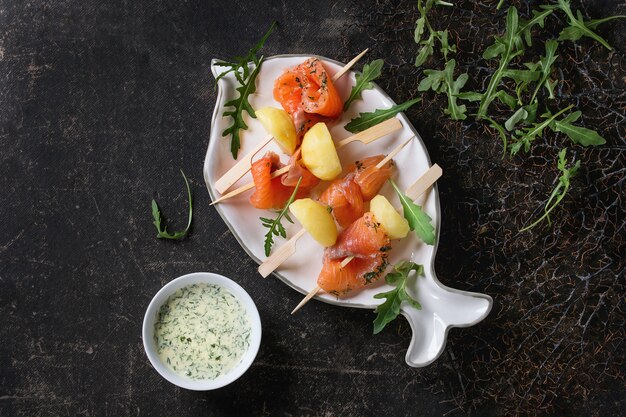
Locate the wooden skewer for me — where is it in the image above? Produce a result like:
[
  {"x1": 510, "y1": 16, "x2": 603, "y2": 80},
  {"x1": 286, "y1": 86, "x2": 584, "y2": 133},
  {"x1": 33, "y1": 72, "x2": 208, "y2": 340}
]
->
[
  {"x1": 210, "y1": 118, "x2": 403, "y2": 205},
  {"x1": 291, "y1": 285, "x2": 321, "y2": 314},
  {"x1": 291, "y1": 163, "x2": 443, "y2": 314},
  {"x1": 336, "y1": 118, "x2": 401, "y2": 147},
  {"x1": 332, "y1": 48, "x2": 369, "y2": 82},
  {"x1": 215, "y1": 134, "x2": 274, "y2": 193},
  {"x1": 210, "y1": 166, "x2": 290, "y2": 206},
  {"x1": 214, "y1": 49, "x2": 370, "y2": 194},
  {"x1": 258, "y1": 229, "x2": 306, "y2": 278},
  {"x1": 374, "y1": 136, "x2": 413, "y2": 169},
  {"x1": 257, "y1": 138, "x2": 413, "y2": 278},
  {"x1": 405, "y1": 163, "x2": 442, "y2": 200}
]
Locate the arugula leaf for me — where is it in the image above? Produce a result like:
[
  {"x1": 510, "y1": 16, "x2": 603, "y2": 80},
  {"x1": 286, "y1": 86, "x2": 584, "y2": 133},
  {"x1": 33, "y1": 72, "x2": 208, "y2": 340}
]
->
[
  {"x1": 373, "y1": 261, "x2": 424, "y2": 334},
  {"x1": 389, "y1": 180, "x2": 435, "y2": 245},
  {"x1": 548, "y1": 110, "x2": 606, "y2": 146},
  {"x1": 415, "y1": 34, "x2": 435, "y2": 67},
  {"x1": 505, "y1": 107, "x2": 528, "y2": 131},
  {"x1": 217, "y1": 22, "x2": 276, "y2": 158},
  {"x1": 414, "y1": 0, "x2": 455, "y2": 67},
  {"x1": 521, "y1": 148, "x2": 580, "y2": 231},
  {"x1": 343, "y1": 59, "x2": 384, "y2": 111},
  {"x1": 519, "y1": 8, "x2": 555, "y2": 47},
  {"x1": 419, "y1": 59, "x2": 468, "y2": 120},
  {"x1": 530, "y1": 39, "x2": 559, "y2": 104},
  {"x1": 438, "y1": 30, "x2": 457, "y2": 59},
  {"x1": 501, "y1": 68, "x2": 540, "y2": 83},
  {"x1": 344, "y1": 97, "x2": 421, "y2": 133},
  {"x1": 509, "y1": 105, "x2": 574, "y2": 156},
  {"x1": 215, "y1": 22, "x2": 276, "y2": 84},
  {"x1": 477, "y1": 7, "x2": 555, "y2": 117},
  {"x1": 152, "y1": 170, "x2": 193, "y2": 240},
  {"x1": 260, "y1": 177, "x2": 301, "y2": 256},
  {"x1": 222, "y1": 60, "x2": 263, "y2": 159},
  {"x1": 554, "y1": 0, "x2": 625, "y2": 50}
]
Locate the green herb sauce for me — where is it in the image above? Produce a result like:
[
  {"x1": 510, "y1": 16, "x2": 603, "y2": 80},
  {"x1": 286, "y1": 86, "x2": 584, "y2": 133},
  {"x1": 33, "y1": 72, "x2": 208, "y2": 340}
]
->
[{"x1": 154, "y1": 283, "x2": 251, "y2": 380}]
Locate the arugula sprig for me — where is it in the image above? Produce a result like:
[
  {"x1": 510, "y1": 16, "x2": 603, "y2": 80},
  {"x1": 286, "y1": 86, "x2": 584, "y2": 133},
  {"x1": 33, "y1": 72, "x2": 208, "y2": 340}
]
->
[
  {"x1": 373, "y1": 261, "x2": 424, "y2": 334},
  {"x1": 217, "y1": 22, "x2": 276, "y2": 159},
  {"x1": 152, "y1": 170, "x2": 193, "y2": 240},
  {"x1": 418, "y1": 59, "x2": 468, "y2": 120},
  {"x1": 477, "y1": 6, "x2": 554, "y2": 118},
  {"x1": 345, "y1": 98, "x2": 421, "y2": 133},
  {"x1": 260, "y1": 177, "x2": 302, "y2": 256},
  {"x1": 389, "y1": 180, "x2": 435, "y2": 245},
  {"x1": 343, "y1": 59, "x2": 384, "y2": 111},
  {"x1": 215, "y1": 21, "x2": 276, "y2": 84},
  {"x1": 414, "y1": 0, "x2": 455, "y2": 67},
  {"x1": 509, "y1": 105, "x2": 606, "y2": 155},
  {"x1": 552, "y1": 0, "x2": 625, "y2": 51},
  {"x1": 529, "y1": 39, "x2": 558, "y2": 104},
  {"x1": 410, "y1": 2, "x2": 617, "y2": 232},
  {"x1": 520, "y1": 148, "x2": 580, "y2": 231}
]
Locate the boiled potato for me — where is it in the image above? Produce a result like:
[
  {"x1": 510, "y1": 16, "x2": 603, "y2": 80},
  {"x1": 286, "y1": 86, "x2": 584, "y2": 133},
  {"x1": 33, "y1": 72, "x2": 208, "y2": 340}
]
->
[
  {"x1": 370, "y1": 195, "x2": 409, "y2": 239},
  {"x1": 300, "y1": 122, "x2": 341, "y2": 181},
  {"x1": 256, "y1": 107, "x2": 297, "y2": 155},
  {"x1": 289, "y1": 198, "x2": 337, "y2": 247}
]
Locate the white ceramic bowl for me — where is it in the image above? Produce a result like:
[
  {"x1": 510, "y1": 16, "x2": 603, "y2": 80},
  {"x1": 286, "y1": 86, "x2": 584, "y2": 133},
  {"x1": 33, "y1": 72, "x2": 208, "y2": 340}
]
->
[{"x1": 142, "y1": 272, "x2": 262, "y2": 390}]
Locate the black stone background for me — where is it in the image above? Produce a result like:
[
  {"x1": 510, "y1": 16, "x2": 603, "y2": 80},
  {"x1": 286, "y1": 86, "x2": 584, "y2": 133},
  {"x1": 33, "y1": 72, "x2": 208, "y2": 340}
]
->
[{"x1": 1, "y1": 0, "x2": 624, "y2": 416}]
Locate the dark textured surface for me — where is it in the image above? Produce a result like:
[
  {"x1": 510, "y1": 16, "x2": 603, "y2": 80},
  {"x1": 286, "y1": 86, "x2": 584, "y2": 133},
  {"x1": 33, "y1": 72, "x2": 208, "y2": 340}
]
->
[{"x1": 1, "y1": 0, "x2": 624, "y2": 416}]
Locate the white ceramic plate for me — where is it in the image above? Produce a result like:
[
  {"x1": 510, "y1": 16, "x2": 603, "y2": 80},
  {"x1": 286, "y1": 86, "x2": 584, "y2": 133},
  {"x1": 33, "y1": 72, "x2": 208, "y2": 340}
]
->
[{"x1": 203, "y1": 55, "x2": 492, "y2": 367}]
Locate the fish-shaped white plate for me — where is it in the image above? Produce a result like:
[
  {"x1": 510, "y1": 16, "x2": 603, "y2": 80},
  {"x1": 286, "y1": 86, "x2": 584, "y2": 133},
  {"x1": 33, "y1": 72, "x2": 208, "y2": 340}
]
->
[{"x1": 203, "y1": 54, "x2": 492, "y2": 367}]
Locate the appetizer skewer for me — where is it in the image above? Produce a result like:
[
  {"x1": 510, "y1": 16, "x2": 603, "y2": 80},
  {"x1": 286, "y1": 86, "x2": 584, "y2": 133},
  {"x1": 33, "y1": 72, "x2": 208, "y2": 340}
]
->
[
  {"x1": 257, "y1": 138, "x2": 413, "y2": 278},
  {"x1": 210, "y1": 118, "x2": 403, "y2": 205},
  {"x1": 215, "y1": 50, "x2": 369, "y2": 194},
  {"x1": 291, "y1": 164, "x2": 442, "y2": 314}
]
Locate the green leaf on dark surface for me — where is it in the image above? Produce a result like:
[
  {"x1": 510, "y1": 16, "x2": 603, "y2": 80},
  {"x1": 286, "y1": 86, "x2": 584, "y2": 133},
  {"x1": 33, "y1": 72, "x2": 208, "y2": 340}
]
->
[
  {"x1": 415, "y1": 35, "x2": 435, "y2": 67},
  {"x1": 373, "y1": 261, "x2": 424, "y2": 334},
  {"x1": 343, "y1": 59, "x2": 384, "y2": 111},
  {"x1": 501, "y1": 69, "x2": 540, "y2": 83},
  {"x1": 494, "y1": 90, "x2": 517, "y2": 109},
  {"x1": 554, "y1": 0, "x2": 625, "y2": 50},
  {"x1": 389, "y1": 180, "x2": 435, "y2": 245},
  {"x1": 419, "y1": 59, "x2": 468, "y2": 120},
  {"x1": 530, "y1": 39, "x2": 559, "y2": 103},
  {"x1": 478, "y1": 6, "x2": 556, "y2": 118},
  {"x1": 438, "y1": 29, "x2": 457, "y2": 59},
  {"x1": 505, "y1": 107, "x2": 529, "y2": 131},
  {"x1": 414, "y1": 16, "x2": 426, "y2": 43},
  {"x1": 521, "y1": 148, "x2": 580, "y2": 231},
  {"x1": 552, "y1": 119, "x2": 606, "y2": 147},
  {"x1": 260, "y1": 177, "x2": 301, "y2": 257},
  {"x1": 152, "y1": 170, "x2": 193, "y2": 240},
  {"x1": 215, "y1": 21, "x2": 276, "y2": 84},
  {"x1": 344, "y1": 98, "x2": 421, "y2": 133},
  {"x1": 221, "y1": 59, "x2": 264, "y2": 159},
  {"x1": 217, "y1": 22, "x2": 276, "y2": 158},
  {"x1": 413, "y1": 0, "x2": 455, "y2": 67}
]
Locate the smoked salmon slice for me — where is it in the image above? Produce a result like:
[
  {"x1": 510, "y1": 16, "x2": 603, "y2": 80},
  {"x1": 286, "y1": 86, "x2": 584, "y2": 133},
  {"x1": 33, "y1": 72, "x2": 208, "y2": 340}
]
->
[
  {"x1": 326, "y1": 212, "x2": 390, "y2": 259},
  {"x1": 249, "y1": 152, "x2": 297, "y2": 209},
  {"x1": 273, "y1": 58, "x2": 343, "y2": 139},
  {"x1": 348, "y1": 155, "x2": 395, "y2": 201},
  {"x1": 280, "y1": 149, "x2": 320, "y2": 190},
  {"x1": 297, "y1": 58, "x2": 343, "y2": 118},
  {"x1": 317, "y1": 212, "x2": 390, "y2": 297},
  {"x1": 273, "y1": 71, "x2": 326, "y2": 139},
  {"x1": 318, "y1": 177, "x2": 364, "y2": 229}
]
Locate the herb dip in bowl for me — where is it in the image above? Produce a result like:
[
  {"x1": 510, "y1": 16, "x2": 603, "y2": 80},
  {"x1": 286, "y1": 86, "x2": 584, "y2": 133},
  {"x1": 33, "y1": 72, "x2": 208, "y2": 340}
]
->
[{"x1": 142, "y1": 272, "x2": 261, "y2": 390}]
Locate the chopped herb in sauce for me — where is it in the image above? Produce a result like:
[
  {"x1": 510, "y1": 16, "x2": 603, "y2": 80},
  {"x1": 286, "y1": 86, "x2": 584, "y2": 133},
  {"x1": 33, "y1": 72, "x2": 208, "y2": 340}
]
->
[{"x1": 154, "y1": 283, "x2": 251, "y2": 380}]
